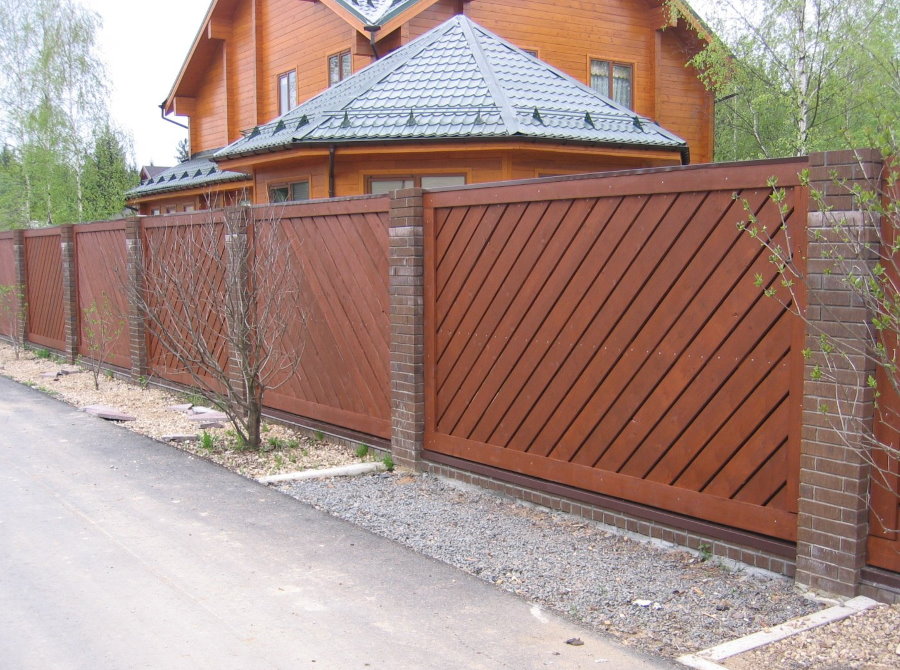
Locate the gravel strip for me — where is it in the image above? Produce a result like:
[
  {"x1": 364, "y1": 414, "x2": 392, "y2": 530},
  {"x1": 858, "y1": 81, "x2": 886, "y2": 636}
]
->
[
  {"x1": 278, "y1": 472, "x2": 821, "y2": 659},
  {"x1": 725, "y1": 603, "x2": 900, "y2": 669}
]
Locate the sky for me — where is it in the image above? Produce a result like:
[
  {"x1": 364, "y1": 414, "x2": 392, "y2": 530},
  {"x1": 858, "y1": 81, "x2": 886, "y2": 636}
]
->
[
  {"x1": 83, "y1": 0, "x2": 716, "y2": 170},
  {"x1": 81, "y1": 0, "x2": 212, "y2": 168}
]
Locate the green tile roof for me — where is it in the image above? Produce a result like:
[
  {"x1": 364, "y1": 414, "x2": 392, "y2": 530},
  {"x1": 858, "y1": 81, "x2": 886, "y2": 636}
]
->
[
  {"x1": 215, "y1": 16, "x2": 686, "y2": 160},
  {"x1": 127, "y1": 151, "x2": 249, "y2": 198}
]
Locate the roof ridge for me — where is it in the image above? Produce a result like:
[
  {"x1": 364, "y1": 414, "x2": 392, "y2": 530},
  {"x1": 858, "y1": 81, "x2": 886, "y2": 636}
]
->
[{"x1": 456, "y1": 16, "x2": 519, "y2": 135}]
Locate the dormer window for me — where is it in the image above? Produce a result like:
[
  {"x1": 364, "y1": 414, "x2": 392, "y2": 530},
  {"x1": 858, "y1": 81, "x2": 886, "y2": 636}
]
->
[
  {"x1": 328, "y1": 50, "x2": 351, "y2": 86},
  {"x1": 278, "y1": 70, "x2": 298, "y2": 115},
  {"x1": 590, "y1": 59, "x2": 633, "y2": 109}
]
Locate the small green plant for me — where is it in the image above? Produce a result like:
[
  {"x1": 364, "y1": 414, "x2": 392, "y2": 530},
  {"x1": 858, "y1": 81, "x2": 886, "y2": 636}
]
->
[
  {"x1": 35, "y1": 348, "x2": 51, "y2": 360},
  {"x1": 698, "y1": 543, "x2": 713, "y2": 562},
  {"x1": 285, "y1": 438, "x2": 300, "y2": 449},
  {"x1": 274, "y1": 454, "x2": 284, "y2": 469},
  {"x1": 313, "y1": 430, "x2": 325, "y2": 442},
  {"x1": 182, "y1": 391, "x2": 207, "y2": 407},
  {"x1": 81, "y1": 295, "x2": 125, "y2": 390},
  {"x1": 355, "y1": 444, "x2": 370, "y2": 458},
  {"x1": 266, "y1": 436, "x2": 285, "y2": 451},
  {"x1": 105, "y1": 368, "x2": 115, "y2": 381},
  {"x1": 381, "y1": 454, "x2": 394, "y2": 472},
  {"x1": 199, "y1": 431, "x2": 215, "y2": 451},
  {"x1": 137, "y1": 375, "x2": 150, "y2": 390}
]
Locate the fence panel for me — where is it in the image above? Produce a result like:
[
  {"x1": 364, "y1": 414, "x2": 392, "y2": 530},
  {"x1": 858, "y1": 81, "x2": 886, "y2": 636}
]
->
[
  {"x1": 24, "y1": 229, "x2": 65, "y2": 351},
  {"x1": 0, "y1": 234, "x2": 14, "y2": 337},
  {"x1": 142, "y1": 213, "x2": 229, "y2": 389},
  {"x1": 424, "y1": 160, "x2": 808, "y2": 541},
  {"x1": 74, "y1": 222, "x2": 130, "y2": 368},
  {"x1": 263, "y1": 197, "x2": 391, "y2": 439}
]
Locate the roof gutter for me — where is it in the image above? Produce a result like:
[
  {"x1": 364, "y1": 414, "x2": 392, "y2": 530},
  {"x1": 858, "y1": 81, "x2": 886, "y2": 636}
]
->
[
  {"x1": 680, "y1": 146, "x2": 690, "y2": 165},
  {"x1": 160, "y1": 102, "x2": 189, "y2": 130},
  {"x1": 365, "y1": 25, "x2": 380, "y2": 60}
]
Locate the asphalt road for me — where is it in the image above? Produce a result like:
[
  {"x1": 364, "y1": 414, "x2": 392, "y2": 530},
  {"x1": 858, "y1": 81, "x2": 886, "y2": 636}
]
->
[{"x1": 0, "y1": 375, "x2": 672, "y2": 669}]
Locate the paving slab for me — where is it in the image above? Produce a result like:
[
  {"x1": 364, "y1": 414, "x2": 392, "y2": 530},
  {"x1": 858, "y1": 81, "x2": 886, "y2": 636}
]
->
[
  {"x1": 82, "y1": 404, "x2": 137, "y2": 421},
  {"x1": 0, "y1": 376, "x2": 672, "y2": 670}
]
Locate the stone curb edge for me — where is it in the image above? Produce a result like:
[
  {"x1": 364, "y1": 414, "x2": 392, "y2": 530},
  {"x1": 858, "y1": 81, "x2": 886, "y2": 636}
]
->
[
  {"x1": 676, "y1": 595, "x2": 879, "y2": 669},
  {"x1": 257, "y1": 461, "x2": 386, "y2": 484}
]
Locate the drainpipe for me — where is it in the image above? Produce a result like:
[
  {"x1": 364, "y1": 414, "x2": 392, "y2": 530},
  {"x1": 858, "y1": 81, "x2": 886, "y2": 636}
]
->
[
  {"x1": 365, "y1": 25, "x2": 380, "y2": 60},
  {"x1": 328, "y1": 145, "x2": 336, "y2": 198},
  {"x1": 680, "y1": 146, "x2": 691, "y2": 165},
  {"x1": 159, "y1": 102, "x2": 189, "y2": 130}
]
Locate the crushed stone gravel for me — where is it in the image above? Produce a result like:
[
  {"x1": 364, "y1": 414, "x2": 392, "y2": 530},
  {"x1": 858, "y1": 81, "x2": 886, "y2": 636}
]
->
[{"x1": 277, "y1": 472, "x2": 822, "y2": 659}]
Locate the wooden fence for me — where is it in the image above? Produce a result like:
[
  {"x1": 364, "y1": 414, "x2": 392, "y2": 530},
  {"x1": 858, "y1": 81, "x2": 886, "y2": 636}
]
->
[
  {"x1": 0, "y1": 233, "x2": 14, "y2": 337},
  {"x1": 0, "y1": 151, "x2": 896, "y2": 599},
  {"x1": 423, "y1": 160, "x2": 807, "y2": 541}
]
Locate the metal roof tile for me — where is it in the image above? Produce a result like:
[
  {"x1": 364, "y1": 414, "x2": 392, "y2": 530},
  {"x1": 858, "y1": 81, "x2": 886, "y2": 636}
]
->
[
  {"x1": 215, "y1": 16, "x2": 686, "y2": 160},
  {"x1": 126, "y1": 153, "x2": 249, "y2": 198}
]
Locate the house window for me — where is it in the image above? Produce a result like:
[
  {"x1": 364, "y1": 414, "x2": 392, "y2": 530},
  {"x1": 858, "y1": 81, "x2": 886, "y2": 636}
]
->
[
  {"x1": 269, "y1": 180, "x2": 310, "y2": 202},
  {"x1": 151, "y1": 208, "x2": 160, "y2": 215},
  {"x1": 278, "y1": 70, "x2": 298, "y2": 115},
  {"x1": 367, "y1": 174, "x2": 466, "y2": 194},
  {"x1": 165, "y1": 206, "x2": 176, "y2": 214},
  {"x1": 590, "y1": 60, "x2": 633, "y2": 109},
  {"x1": 328, "y1": 50, "x2": 352, "y2": 86},
  {"x1": 184, "y1": 204, "x2": 195, "y2": 212}
]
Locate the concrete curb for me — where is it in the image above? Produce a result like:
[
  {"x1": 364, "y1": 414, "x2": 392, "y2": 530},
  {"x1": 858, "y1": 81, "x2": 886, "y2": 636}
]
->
[
  {"x1": 677, "y1": 596, "x2": 879, "y2": 669},
  {"x1": 257, "y1": 461, "x2": 386, "y2": 484}
]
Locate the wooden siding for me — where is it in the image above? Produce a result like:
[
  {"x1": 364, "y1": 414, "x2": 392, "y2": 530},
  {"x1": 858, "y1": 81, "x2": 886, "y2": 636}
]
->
[
  {"x1": 73, "y1": 222, "x2": 131, "y2": 368},
  {"x1": 249, "y1": 146, "x2": 682, "y2": 202},
  {"x1": 0, "y1": 234, "x2": 14, "y2": 337},
  {"x1": 262, "y1": 197, "x2": 391, "y2": 437},
  {"x1": 23, "y1": 229, "x2": 65, "y2": 350},
  {"x1": 423, "y1": 161, "x2": 808, "y2": 540},
  {"x1": 191, "y1": 40, "x2": 228, "y2": 152}
]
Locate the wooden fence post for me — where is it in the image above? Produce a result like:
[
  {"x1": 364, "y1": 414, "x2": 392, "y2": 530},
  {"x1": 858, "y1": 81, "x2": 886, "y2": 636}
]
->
[
  {"x1": 389, "y1": 188, "x2": 425, "y2": 470},
  {"x1": 795, "y1": 149, "x2": 884, "y2": 597},
  {"x1": 124, "y1": 217, "x2": 148, "y2": 377},
  {"x1": 59, "y1": 224, "x2": 79, "y2": 363},
  {"x1": 12, "y1": 229, "x2": 27, "y2": 348}
]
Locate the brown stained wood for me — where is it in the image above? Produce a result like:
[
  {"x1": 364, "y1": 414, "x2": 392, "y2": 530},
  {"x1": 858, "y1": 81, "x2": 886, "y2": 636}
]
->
[
  {"x1": 648, "y1": 317, "x2": 793, "y2": 485},
  {"x1": 702, "y1": 405, "x2": 790, "y2": 501},
  {"x1": 436, "y1": 203, "x2": 527, "y2": 339},
  {"x1": 522, "y1": 192, "x2": 702, "y2": 458},
  {"x1": 592, "y1": 192, "x2": 776, "y2": 474},
  {"x1": 0, "y1": 238, "x2": 14, "y2": 336},
  {"x1": 435, "y1": 204, "x2": 501, "y2": 315},
  {"x1": 615, "y1": 287, "x2": 789, "y2": 479},
  {"x1": 426, "y1": 430, "x2": 797, "y2": 540},
  {"x1": 732, "y1": 437, "x2": 790, "y2": 507},
  {"x1": 74, "y1": 227, "x2": 130, "y2": 368},
  {"x1": 24, "y1": 233, "x2": 64, "y2": 349},
  {"x1": 434, "y1": 205, "x2": 475, "y2": 272},
  {"x1": 451, "y1": 198, "x2": 601, "y2": 440},
  {"x1": 672, "y1": 358, "x2": 791, "y2": 492},
  {"x1": 438, "y1": 198, "x2": 578, "y2": 414},
  {"x1": 471, "y1": 195, "x2": 651, "y2": 445},
  {"x1": 425, "y1": 160, "x2": 807, "y2": 210}
]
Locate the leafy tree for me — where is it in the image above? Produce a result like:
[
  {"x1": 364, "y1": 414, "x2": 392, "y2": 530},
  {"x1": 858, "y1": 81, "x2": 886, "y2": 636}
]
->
[
  {"x1": 0, "y1": 0, "x2": 123, "y2": 228},
  {"x1": 82, "y1": 124, "x2": 139, "y2": 221},
  {"x1": 683, "y1": 0, "x2": 899, "y2": 160}
]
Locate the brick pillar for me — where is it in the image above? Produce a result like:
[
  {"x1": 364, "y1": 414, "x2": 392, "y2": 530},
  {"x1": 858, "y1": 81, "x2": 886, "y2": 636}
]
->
[
  {"x1": 12, "y1": 229, "x2": 27, "y2": 347},
  {"x1": 59, "y1": 225, "x2": 79, "y2": 362},
  {"x1": 224, "y1": 206, "x2": 252, "y2": 413},
  {"x1": 796, "y1": 149, "x2": 884, "y2": 597},
  {"x1": 124, "y1": 217, "x2": 148, "y2": 377},
  {"x1": 389, "y1": 188, "x2": 425, "y2": 470}
]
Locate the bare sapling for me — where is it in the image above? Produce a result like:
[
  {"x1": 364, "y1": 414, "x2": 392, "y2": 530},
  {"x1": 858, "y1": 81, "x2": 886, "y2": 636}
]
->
[
  {"x1": 136, "y1": 204, "x2": 306, "y2": 450},
  {"x1": 81, "y1": 293, "x2": 125, "y2": 389}
]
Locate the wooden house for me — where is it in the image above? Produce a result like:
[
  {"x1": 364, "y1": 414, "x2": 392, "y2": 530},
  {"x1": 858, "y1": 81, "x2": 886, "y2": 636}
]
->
[{"x1": 127, "y1": 0, "x2": 713, "y2": 214}]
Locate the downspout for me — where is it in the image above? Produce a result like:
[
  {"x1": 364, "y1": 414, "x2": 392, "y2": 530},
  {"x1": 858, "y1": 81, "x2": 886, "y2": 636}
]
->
[
  {"x1": 159, "y1": 102, "x2": 189, "y2": 130},
  {"x1": 365, "y1": 25, "x2": 380, "y2": 60},
  {"x1": 328, "y1": 145, "x2": 336, "y2": 198},
  {"x1": 680, "y1": 146, "x2": 690, "y2": 165}
]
